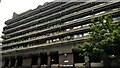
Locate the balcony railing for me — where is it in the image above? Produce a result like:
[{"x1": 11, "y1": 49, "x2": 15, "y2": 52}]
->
[
  {"x1": 2, "y1": 6, "x2": 120, "y2": 47},
  {"x1": 2, "y1": 7, "x2": 120, "y2": 53},
  {"x1": 2, "y1": 26, "x2": 90, "y2": 47},
  {"x1": 4, "y1": 2, "x2": 59, "y2": 25},
  {"x1": 2, "y1": 36, "x2": 90, "y2": 54},
  {"x1": 2, "y1": 7, "x2": 120, "y2": 45},
  {"x1": 3, "y1": 2, "x2": 119, "y2": 40},
  {"x1": 3, "y1": 2, "x2": 78, "y2": 33},
  {"x1": 1, "y1": 2, "x2": 106, "y2": 41},
  {"x1": 4, "y1": 4, "x2": 83, "y2": 36},
  {"x1": 1, "y1": 3, "x2": 120, "y2": 54},
  {"x1": 3, "y1": 2, "x2": 85, "y2": 34},
  {"x1": 3, "y1": 5, "x2": 120, "y2": 43}
]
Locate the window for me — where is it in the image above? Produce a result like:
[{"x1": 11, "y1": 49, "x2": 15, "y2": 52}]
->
[
  {"x1": 17, "y1": 57, "x2": 23, "y2": 66},
  {"x1": 10, "y1": 58, "x2": 16, "y2": 66},
  {"x1": 4, "y1": 60, "x2": 9, "y2": 67},
  {"x1": 51, "y1": 52, "x2": 59, "y2": 64},
  {"x1": 41, "y1": 53, "x2": 48, "y2": 65},
  {"x1": 32, "y1": 55, "x2": 38, "y2": 65}
]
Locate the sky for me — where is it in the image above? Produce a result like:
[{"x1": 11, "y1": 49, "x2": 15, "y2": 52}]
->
[{"x1": 0, "y1": 0, "x2": 54, "y2": 40}]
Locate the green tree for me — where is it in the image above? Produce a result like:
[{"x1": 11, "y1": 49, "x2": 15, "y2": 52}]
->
[{"x1": 78, "y1": 14, "x2": 120, "y2": 67}]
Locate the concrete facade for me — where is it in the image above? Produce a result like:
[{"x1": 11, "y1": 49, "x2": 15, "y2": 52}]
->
[{"x1": 1, "y1": 1, "x2": 120, "y2": 68}]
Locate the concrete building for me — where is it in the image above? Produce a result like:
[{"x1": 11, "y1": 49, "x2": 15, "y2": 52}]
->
[{"x1": 1, "y1": 1, "x2": 120, "y2": 68}]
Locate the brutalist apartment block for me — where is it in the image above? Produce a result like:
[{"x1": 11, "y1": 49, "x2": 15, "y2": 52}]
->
[{"x1": 1, "y1": 1, "x2": 120, "y2": 68}]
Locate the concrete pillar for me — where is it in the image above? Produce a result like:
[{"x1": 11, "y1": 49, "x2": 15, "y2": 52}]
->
[
  {"x1": 38, "y1": 55, "x2": 41, "y2": 68},
  {"x1": 2, "y1": 60, "x2": 5, "y2": 68},
  {"x1": 22, "y1": 57, "x2": 32, "y2": 68},
  {"x1": 47, "y1": 55, "x2": 51, "y2": 68},
  {"x1": 9, "y1": 57, "x2": 16, "y2": 68},
  {"x1": 16, "y1": 56, "x2": 23, "y2": 67},
  {"x1": 8, "y1": 58, "x2": 11, "y2": 67},
  {"x1": 59, "y1": 53, "x2": 74, "y2": 68},
  {"x1": 14, "y1": 58, "x2": 18, "y2": 68}
]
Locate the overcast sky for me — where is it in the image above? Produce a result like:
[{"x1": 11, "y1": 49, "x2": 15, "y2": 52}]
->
[{"x1": 0, "y1": 0, "x2": 54, "y2": 40}]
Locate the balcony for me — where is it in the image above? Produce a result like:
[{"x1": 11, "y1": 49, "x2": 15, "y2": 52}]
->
[
  {"x1": 4, "y1": 2, "x2": 60, "y2": 25},
  {"x1": 3, "y1": 2, "x2": 78, "y2": 33},
  {"x1": 3, "y1": 2, "x2": 119, "y2": 40},
  {"x1": 3, "y1": 8, "x2": 120, "y2": 44},
  {"x1": 1, "y1": 2, "x2": 120, "y2": 54},
  {"x1": 4, "y1": 6, "x2": 120, "y2": 47},
  {"x1": 3, "y1": 4, "x2": 83, "y2": 36},
  {"x1": 2, "y1": 25, "x2": 90, "y2": 48},
  {"x1": 2, "y1": 35, "x2": 89, "y2": 54},
  {"x1": 3, "y1": 2, "x2": 100, "y2": 35}
]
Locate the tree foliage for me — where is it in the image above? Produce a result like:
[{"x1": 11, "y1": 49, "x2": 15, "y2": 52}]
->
[{"x1": 79, "y1": 14, "x2": 120, "y2": 57}]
